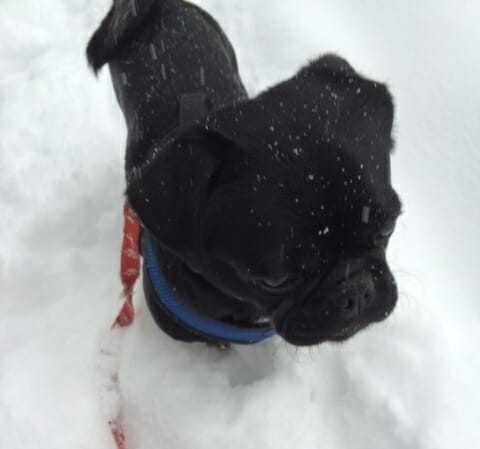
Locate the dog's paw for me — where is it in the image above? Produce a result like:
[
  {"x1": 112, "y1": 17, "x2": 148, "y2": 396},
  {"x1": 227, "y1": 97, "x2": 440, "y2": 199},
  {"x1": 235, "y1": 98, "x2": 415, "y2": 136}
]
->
[{"x1": 207, "y1": 341, "x2": 231, "y2": 351}]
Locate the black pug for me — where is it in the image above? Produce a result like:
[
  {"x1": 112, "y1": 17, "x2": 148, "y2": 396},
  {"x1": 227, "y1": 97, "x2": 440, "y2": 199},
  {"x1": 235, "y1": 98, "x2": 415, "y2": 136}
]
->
[{"x1": 87, "y1": 0, "x2": 402, "y2": 346}]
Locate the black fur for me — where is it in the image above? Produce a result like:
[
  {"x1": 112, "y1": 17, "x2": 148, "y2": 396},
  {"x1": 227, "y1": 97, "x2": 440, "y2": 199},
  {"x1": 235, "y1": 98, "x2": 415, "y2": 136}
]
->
[{"x1": 87, "y1": 0, "x2": 401, "y2": 346}]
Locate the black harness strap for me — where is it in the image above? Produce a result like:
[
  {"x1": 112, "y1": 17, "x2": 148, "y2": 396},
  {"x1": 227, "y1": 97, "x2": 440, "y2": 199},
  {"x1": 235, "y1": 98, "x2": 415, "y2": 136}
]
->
[{"x1": 127, "y1": 92, "x2": 207, "y2": 188}]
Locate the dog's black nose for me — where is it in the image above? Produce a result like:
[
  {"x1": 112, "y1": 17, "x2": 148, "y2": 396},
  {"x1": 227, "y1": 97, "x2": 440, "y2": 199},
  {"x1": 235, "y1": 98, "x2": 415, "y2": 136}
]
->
[{"x1": 330, "y1": 275, "x2": 375, "y2": 319}]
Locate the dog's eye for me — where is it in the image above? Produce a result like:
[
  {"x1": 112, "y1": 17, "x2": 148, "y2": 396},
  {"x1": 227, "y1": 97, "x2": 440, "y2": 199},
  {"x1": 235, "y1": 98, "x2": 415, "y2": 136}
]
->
[
  {"x1": 258, "y1": 274, "x2": 298, "y2": 293},
  {"x1": 374, "y1": 221, "x2": 396, "y2": 247},
  {"x1": 263, "y1": 274, "x2": 291, "y2": 288},
  {"x1": 379, "y1": 221, "x2": 396, "y2": 238}
]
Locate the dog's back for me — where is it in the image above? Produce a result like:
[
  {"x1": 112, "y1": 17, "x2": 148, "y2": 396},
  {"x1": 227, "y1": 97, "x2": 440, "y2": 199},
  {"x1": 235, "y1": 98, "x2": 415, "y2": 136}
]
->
[{"x1": 87, "y1": 0, "x2": 247, "y2": 171}]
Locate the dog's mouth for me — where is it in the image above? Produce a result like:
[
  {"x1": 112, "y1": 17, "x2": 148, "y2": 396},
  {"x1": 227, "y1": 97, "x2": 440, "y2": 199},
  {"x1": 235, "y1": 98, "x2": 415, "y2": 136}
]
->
[
  {"x1": 272, "y1": 302, "x2": 341, "y2": 346},
  {"x1": 268, "y1": 258, "x2": 399, "y2": 346},
  {"x1": 277, "y1": 318, "x2": 365, "y2": 346},
  {"x1": 271, "y1": 282, "x2": 396, "y2": 346},
  {"x1": 273, "y1": 305, "x2": 367, "y2": 346}
]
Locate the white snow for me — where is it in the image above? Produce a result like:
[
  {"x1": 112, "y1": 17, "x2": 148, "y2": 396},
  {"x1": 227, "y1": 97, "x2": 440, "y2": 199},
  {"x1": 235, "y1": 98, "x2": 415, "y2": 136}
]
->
[{"x1": 1, "y1": 0, "x2": 480, "y2": 448}]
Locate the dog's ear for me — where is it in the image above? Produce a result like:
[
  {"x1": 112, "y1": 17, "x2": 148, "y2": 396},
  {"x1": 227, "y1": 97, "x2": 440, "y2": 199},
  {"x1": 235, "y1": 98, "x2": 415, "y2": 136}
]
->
[
  {"x1": 209, "y1": 53, "x2": 394, "y2": 171},
  {"x1": 305, "y1": 54, "x2": 395, "y2": 187},
  {"x1": 305, "y1": 54, "x2": 395, "y2": 154},
  {"x1": 126, "y1": 126, "x2": 239, "y2": 273}
]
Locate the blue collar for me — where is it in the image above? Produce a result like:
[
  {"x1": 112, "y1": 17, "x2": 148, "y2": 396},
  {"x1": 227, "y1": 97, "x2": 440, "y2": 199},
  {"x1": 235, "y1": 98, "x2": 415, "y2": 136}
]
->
[{"x1": 144, "y1": 236, "x2": 275, "y2": 344}]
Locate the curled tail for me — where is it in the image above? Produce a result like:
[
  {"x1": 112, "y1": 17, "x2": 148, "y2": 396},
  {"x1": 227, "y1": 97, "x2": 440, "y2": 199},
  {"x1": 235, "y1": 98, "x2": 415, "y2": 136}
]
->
[{"x1": 86, "y1": 0, "x2": 157, "y2": 74}]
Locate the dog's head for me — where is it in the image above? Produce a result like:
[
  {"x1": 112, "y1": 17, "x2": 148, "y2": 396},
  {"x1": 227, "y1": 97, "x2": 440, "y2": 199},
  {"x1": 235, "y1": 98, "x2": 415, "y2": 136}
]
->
[{"x1": 128, "y1": 55, "x2": 402, "y2": 346}]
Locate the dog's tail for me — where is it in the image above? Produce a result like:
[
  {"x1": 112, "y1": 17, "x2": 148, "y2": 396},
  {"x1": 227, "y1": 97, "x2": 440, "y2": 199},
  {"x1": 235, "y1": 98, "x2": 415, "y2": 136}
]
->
[{"x1": 86, "y1": 0, "x2": 157, "y2": 74}]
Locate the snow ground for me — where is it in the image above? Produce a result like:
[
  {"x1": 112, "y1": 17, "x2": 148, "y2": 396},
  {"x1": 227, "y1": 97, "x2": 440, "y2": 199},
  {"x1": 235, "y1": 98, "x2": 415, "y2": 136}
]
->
[{"x1": 1, "y1": 0, "x2": 479, "y2": 448}]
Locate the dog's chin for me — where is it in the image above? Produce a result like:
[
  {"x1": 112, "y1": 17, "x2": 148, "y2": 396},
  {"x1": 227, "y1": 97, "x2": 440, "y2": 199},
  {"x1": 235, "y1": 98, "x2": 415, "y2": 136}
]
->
[
  {"x1": 273, "y1": 312, "x2": 354, "y2": 346},
  {"x1": 271, "y1": 295, "x2": 395, "y2": 346},
  {"x1": 276, "y1": 322, "x2": 362, "y2": 346}
]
